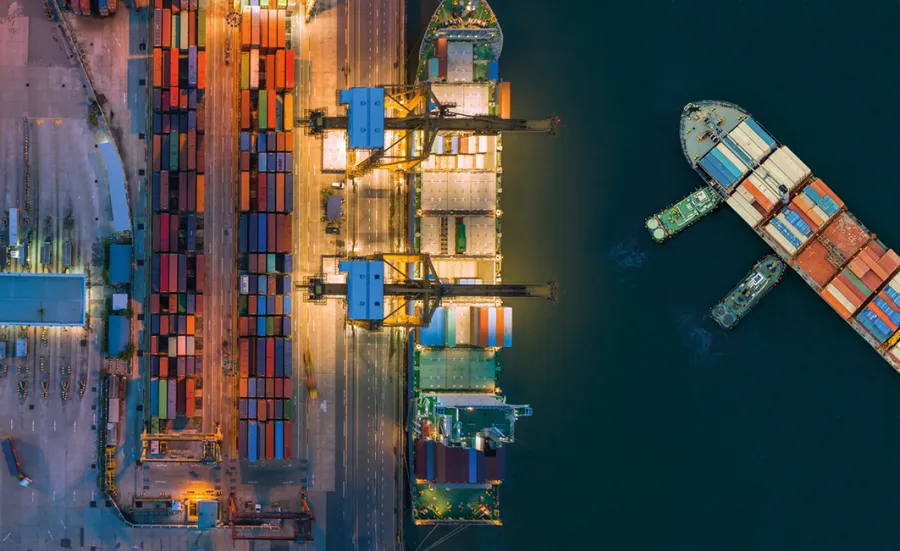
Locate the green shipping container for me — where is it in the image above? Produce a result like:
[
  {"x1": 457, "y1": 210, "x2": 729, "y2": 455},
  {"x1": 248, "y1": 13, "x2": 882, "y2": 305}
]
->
[
  {"x1": 241, "y1": 53, "x2": 250, "y2": 90},
  {"x1": 267, "y1": 254, "x2": 276, "y2": 273},
  {"x1": 169, "y1": 131, "x2": 179, "y2": 171},
  {"x1": 282, "y1": 399, "x2": 292, "y2": 420},
  {"x1": 159, "y1": 381, "x2": 168, "y2": 419},
  {"x1": 259, "y1": 90, "x2": 268, "y2": 131},
  {"x1": 277, "y1": 0, "x2": 287, "y2": 8},
  {"x1": 151, "y1": 417, "x2": 160, "y2": 433},
  {"x1": 260, "y1": 0, "x2": 269, "y2": 7},
  {"x1": 266, "y1": 316, "x2": 274, "y2": 336},
  {"x1": 198, "y1": 10, "x2": 207, "y2": 48},
  {"x1": 275, "y1": 95, "x2": 284, "y2": 133},
  {"x1": 455, "y1": 220, "x2": 467, "y2": 254},
  {"x1": 178, "y1": 294, "x2": 187, "y2": 313},
  {"x1": 172, "y1": 14, "x2": 180, "y2": 50}
]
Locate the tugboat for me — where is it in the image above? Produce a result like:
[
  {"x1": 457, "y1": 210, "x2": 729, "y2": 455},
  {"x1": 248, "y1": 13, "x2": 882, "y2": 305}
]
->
[{"x1": 710, "y1": 255, "x2": 785, "y2": 329}]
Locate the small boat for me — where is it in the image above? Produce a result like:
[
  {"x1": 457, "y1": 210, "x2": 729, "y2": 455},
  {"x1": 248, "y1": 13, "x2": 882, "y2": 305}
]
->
[{"x1": 710, "y1": 254, "x2": 785, "y2": 329}]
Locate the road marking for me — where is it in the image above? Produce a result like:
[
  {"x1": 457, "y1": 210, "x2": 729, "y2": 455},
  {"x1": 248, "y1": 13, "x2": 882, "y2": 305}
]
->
[
  {"x1": 47, "y1": 530, "x2": 53, "y2": 540},
  {"x1": 31, "y1": 492, "x2": 34, "y2": 503},
  {"x1": 60, "y1": 520, "x2": 66, "y2": 530},
  {"x1": 2, "y1": 534, "x2": 9, "y2": 542},
  {"x1": 32, "y1": 420, "x2": 34, "y2": 432},
  {"x1": 54, "y1": 421, "x2": 56, "y2": 431},
  {"x1": 74, "y1": 421, "x2": 77, "y2": 433}
]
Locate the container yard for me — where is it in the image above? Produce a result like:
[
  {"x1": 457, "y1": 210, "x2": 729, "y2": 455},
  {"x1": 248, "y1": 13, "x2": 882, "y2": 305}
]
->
[
  {"x1": 676, "y1": 100, "x2": 900, "y2": 371},
  {"x1": 150, "y1": 0, "x2": 207, "y2": 433},
  {"x1": 236, "y1": 1, "x2": 296, "y2": 463}
]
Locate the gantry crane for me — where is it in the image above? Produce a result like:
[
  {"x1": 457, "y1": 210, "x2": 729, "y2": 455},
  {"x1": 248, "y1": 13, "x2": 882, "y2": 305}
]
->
[
  {"x1": 140, "y1": 423, "x2": 223, "y2": 464},
  {"x1": 301, "y1": 253, "x2": 556, "y2": 329},
  {"x1": 302, "y1": 84, "x2": 559, "y2": 178}
]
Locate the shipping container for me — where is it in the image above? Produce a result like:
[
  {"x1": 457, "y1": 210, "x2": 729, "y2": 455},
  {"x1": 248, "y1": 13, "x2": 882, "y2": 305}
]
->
[
  {"x1": 247, "y1": 421, "x2": 258, "y2": 461},
  {"x1": 251, "y1": 6, "x2": 261, "y2": 47},
  {"x1": 260, "y1": 8, "x2": 269, "y2": 50},
  {"x1": 167, "y1": 379, "x2": 176, "y2": 419},
  {"x1": 266, "y1": 421, "x2": 274, "y2": 460},
  {"x1": 250, "y1": 49, "x2": 260, "y2": 90},
  {"x1": 497, "y1": 81, "x2": 511, "y2": 119},
  {"x1": 275, "y1": 49, "x2": 285, "y2": 90},
  {"x1": 162, "y1": 9, "x2": 171, "y2": 48},
  {"x1": 239, "y1": 420, "x2": 248, "y2": 458},
  {"x1": 285, "y1": 50, "x2": 294, "y2": 90},
  {"x1": 158, "y1": 377, "x2": 168, "y2": 418},
  {"x1": 198, "y1": 9, "x2": 206, "y2": 48},
  {"x1": 241, "y1": 6, "x2": 251, "y2": 49},
  {"x1": 275, "y1": 420, "x2": 284, "y2": 460}
]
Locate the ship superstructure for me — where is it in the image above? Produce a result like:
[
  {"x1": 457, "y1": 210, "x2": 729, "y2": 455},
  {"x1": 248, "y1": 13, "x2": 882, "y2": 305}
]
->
[
  {"x1": 410, "y1": 0, "x2": 528, "y2": 526},
  {"x1": 681, "y1": 101, "x2": 900, "y2": 367}
]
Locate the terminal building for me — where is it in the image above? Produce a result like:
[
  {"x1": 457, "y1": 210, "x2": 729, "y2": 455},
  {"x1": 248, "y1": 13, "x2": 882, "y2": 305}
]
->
[{"x1": 0, "y1": 273, "x2": 87, "y2": 326}]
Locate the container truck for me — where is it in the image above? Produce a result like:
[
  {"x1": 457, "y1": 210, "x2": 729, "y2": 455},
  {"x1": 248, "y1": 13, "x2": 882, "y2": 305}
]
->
[{"x1": 3, "y1": 437, "x2": 32, "y2": 487}]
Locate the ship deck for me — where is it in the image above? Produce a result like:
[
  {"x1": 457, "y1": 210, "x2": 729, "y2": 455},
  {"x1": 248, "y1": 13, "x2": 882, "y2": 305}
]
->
[
  {"x1": 413, "y1": 484, "x2": 501, "y2": 525},
  {"x1": 680, "y1": 101, "x2": 751, "y2": 167}
]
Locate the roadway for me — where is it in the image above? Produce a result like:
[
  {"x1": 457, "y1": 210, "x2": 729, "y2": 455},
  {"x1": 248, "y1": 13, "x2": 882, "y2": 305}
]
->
[
  {"x1": 296, "y1": 0, "x2": 404, "y2": 549},
  {"x1": 202, "y1": 0, "x2": 239, "y2": 452}
]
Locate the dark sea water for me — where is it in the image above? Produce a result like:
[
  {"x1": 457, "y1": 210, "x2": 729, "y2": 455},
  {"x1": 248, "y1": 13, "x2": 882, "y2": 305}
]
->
[{"x1": 407, "y1": 1, "x2": 900, "y2": 549}]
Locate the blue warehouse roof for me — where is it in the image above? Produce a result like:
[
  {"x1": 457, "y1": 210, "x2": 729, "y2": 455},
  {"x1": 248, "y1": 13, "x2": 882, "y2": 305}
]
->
[
  {"x1": 0, "y1": 273, "x2": 86, "y2": 326},
  {"x1": 107, "y1": 316, "x2": 131, "y2": 355},
  {"x1": 109, "y1": 244, "x2": 132, "y2": 284},
  {"x1": 98, "y1": 141, "x2": 132, "y2": 233}
]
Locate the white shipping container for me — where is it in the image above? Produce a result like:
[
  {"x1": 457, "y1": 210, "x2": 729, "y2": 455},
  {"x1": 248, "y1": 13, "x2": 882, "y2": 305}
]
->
[
  {"x1": 779, "y1": 146, "x2": 811, "y2": 178},
  {"x1": 765, "y1": 223, "x2": 797, "y2": 255},
  {"x1": 768, "y1": 149, "x2": 802, "y2": 186},
  {"x1": 169, "y1": 337, "x2": 177, "y2": 355},
  {"x1": 736, "y1": 121, "x2": 772, "y2": 157},
  {"x1": 775, "y1": 213, "x2": 808, "y2": 244},
  {"x1": 827, "y1": 284, "x2": 856, "y2": 314},
  {"x1": 735, "y1": 183, "x2": 755, "y2": 205},
  {"x1": 475, "y1": 154, "x2": 485, "y2": 170},
  {"x1": 187, "y1": 336, "x2": 195, "y2": 356},
  {"x1": 180, "y1": 10, "x2": 188, "y2": 51},
  {"x1": 888, "y1": 275, "x2": 900, "y2": 295},
  {"x1": 458, "y1": 155, "x2": 474, "y2": 170},
  {"x1": 715, "y1": 143, "x2": 749, "y2": 177},
  {"x1": 727, "y1": 125, "x2": 765, "y2": 162},
  {"x1": 749, "y1": 172, "x2": 779, "y2": 199},
  {"x1": 760, "y1": 159, "x2": 794, "y2": 191},
  {"x1": 467, "y1": 136, "x2": 477, "y2": 153},
  {"x1": 478, "y1": 136, "x2": 488, "y2": 153},
  {"x1": 777, "y1": 148, "x2": 810, "y2": 185},
  {"x1": 726, "y1": 195, "x2": 759, "y2": 227},
  {"x1": 250, "y1": 49, "x2": 260, "y2": 89},
  {"x1": 455, "y1": 306, "x2": 472, "y2": 346},
  {"x1": 811, "y1": 204, "x2": 830, "y2": 224}
]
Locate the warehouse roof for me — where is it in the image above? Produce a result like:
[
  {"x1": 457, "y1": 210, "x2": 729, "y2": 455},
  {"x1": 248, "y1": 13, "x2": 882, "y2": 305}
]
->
[
  {"x1": 109, "y1": 244, "x2": 132, "y2": 284},
  {"x1": 0, "y1": 273, "x2": 86, "y2": 326},
  {"x1": 197, "y1": 500, "x2": 218, "y2": 530},
  {"x1": 98, "y1": 141, "x2": 132, "y2": 233},
  {"x1": 107, "y1": 316, "x2": 130, "y2": 355},
  {"x1": 339, "y1": 260, "x2": 384, "y2": 321}
]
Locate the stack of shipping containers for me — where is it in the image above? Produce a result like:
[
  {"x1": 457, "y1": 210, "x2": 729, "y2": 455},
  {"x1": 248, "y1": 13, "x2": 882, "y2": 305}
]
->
[
  {"x1": 150, "y1": 0, "x2": 207, "y2": 432},
  {"x1": 236, "y1": 0, "x2": 294, "y2": 462},
  {"x1": 67, "y1": 0, "x2": 117, "y2": 17}
]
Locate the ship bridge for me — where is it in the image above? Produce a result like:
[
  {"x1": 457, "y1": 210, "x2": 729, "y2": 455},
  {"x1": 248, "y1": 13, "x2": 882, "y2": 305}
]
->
[{"x1": 419, "y1": 0, "x2": 504, "y2": 61}]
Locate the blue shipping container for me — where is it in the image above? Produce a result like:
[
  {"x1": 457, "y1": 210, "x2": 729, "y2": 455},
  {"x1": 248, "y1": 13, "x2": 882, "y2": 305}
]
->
[
  {"x1": 258, "y1": 133, "x2": 267, "y2": 152},
  {"x1": 284, "y1": 295, "x2": 292, "y2": 315},
  {"x1": 152, "y1": 173, "x2": 161, "y2": 211},
  {"x1": 249, "y1": 398, "x2": 257, "y2": 419},
  {"x1": 468, "y1": 448, "x2": 477, "y2": 483},
  {"x1": 150, "y1": 379, "x2": 159, "y2": 417},
  {"x1": 275, "y1": 338, "x2": 284, "y2": 377},
  {"x1": 268, "y1": 153, "x2": 276, "y2": 172},
  {"x1": 428, "y1": 58, "x2": 439, "y2": 80},
  {"x1": 284, "y1": 342, "x2": 292, "y2": 377},
  {"x1": 248, "y1": 422, "x2": 258, "y2": 461},
  {"x1": 248, "y1": 378, "x2": 257, "y2": 396},
  {"x1": 187, "y1": 215, "x2": 196, "y2": 251},
  {"x1": 258, "y1": 295, "x2": 267, "y2": 316},
  {"x1": 745, "y1": 118, "x2": 776, "y2": 148},
  {"x1": 259, "y1": 215, "x2": 267, "y2": 252},
  {"x1": 258, "y1": 317, "x2": 266, "y2": 336},
  {"x1": 488, "y1": 60, "x2": 499, "y2": 81},
  {"x1": 239, "y1": 214, "x2": 248, "y2": 253},
  {"x1": 267, "y1": 296, "x2": 275, "y2": 316},
  {"x1": 699, "y1": 154, "x2": 731, "y2": 189},
  {"x1": 803, "y1": 186, "x2": 821, "y2": 203},
  {"x1": 249, "y1": 214, "x2": 258, "y2": 253},
  {"x1": 241, "y1": 132, "x2": 250, "y2": 151},
  {"x1": 275, "y1": 421, "x2": 284, "y2": 460},
  {"x1": 259, "y1": 152, "x2": 267, "y2": 172}
]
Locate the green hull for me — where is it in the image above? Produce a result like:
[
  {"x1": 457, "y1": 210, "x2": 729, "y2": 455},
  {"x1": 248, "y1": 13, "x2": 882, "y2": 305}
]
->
[
  {"x1": 646, "y1": 188, "x2": 720, "y2": 243},
  {"x1": 710, "y1": 255, "x2": 785, "y2": 329}
]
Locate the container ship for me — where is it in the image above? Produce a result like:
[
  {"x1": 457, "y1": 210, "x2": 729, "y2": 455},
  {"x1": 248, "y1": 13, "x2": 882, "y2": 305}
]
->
[
  {"x1": 410, "y1": 0, "x2": 530, "y2": 526},
  {"x1": 709, "y1": 255, "x2": 784, "y2": 330},
  {"x1": 681, "y1": 101, "x2": 900, "y2": 368}
]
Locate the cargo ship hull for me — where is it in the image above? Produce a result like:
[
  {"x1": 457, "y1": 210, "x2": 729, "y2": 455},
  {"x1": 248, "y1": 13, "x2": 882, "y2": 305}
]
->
[{"x1": 681, "y1": 101, "x2": 900, "y2": 369}]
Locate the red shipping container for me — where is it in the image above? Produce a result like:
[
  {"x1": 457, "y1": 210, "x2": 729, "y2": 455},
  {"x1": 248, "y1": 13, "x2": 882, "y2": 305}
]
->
[
  {"x1": 151, "y1": 294, "x2": 160, "y2": 314},
  {"x1": 160, "y1": 213, "x2": 170, "y2": 251},
  {"x1": 162, "y1": 9, "x2": 171, "y2": 48},
  {"x1": 195, "y1": 295, "x2": 204, "y2": 315},
  {"x1": 285, "y1": 51, "x2": 294, "y2": 89},
  {"x1": 257, "y1": 399, "x2": 266, "y2": 421},
  {"x1": 150, "y1": 336, "x2": 158, "y2": 355},
  {"x1": 276, "y1": 174, "x2": 285, "y2": 212},
  {"x1": 196, "y1": 255, "x2": 205, "y2": 293},
  {"x1": 170, "y1": 51, "x2": 179, "y2": 87},
  {"x1": 239, "y1": 377, "x2": 248, "y2": 398},
  {"x1": 268, "y1": 87, "x2": 276, "y2": 128},
  {"x1": 274, "y1": 378, "x2": 282, "y2": 399},
  {"x1": 266, "y1": 377, "x2": 274, "y2": 398},
  {"x1": 180, "y1": 89, "x2": 188, "y2": 110},
  {"x1": 282, "y1": 214, "x2": 292, "y2": 253},
  {"x1": 159, "y1": 355, "x2": 168, "y2": 377},
  {"x1": 266, "y1": 54, "x2": 275, "y2": 91},
  {"x1": 260, "y1": 8, "x2": 268, "y2": 50},
  {"x1": 197, "y1": 51, "x2": 206, "y2": 90},
  {"x1": 239, "y1": 316, "x2": 249, "y2": 336},
  {"x1": 248, "y1": 298, "x2": 257, "y2": 315},
  {"x1": 258, "y1": 173, "x2": 267, "y2": 212},
  {"x1": 160, "y1": 314, "x2": 169, "y2": 336},
  {"x1": 266, "y1": 421, "x2": 275, "y2": 460},
  {"x1": 275, "y1": 49, "x2": 285, "y2": 90},
  {"x1": 169, "y1": 254, "x2": 178, "y2": 294}
]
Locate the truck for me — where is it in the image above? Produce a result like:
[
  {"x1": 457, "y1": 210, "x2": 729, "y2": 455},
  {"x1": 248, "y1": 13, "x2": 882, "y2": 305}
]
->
[{"x1": 3, "y1": 437, "x2": 32, "y2": 487}]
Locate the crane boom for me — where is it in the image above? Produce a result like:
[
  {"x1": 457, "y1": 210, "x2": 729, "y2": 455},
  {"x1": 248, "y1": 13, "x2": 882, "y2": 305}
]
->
[{"x1": 310, "y1": 114, "x2": 559, "y2": 135}]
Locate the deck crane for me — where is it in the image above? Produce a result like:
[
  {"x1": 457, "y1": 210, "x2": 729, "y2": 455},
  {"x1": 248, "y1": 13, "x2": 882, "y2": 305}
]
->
[
  {"x1": 301, "y1": 84, "x2": 559, "y2": 179},
  {"x1": 301, "y1": 253, "x2": 557, "y2": 329}
]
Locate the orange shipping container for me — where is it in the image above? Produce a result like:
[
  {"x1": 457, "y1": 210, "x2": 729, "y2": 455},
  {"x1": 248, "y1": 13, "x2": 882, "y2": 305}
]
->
[
  {"x1": 261, "y1": 9, "x2": 269, "y2": 50},
  {"x1": 742, "y1": 180, "x2": 773, "y2": 212},
  {"x1": 266, "y1": 54, "x2": 276, "y2": 91},
  {"x1": 197, "y1": 51, "x2": 206, "y2": 90},
  {"x1": 848, "y1": 258, "x2": 868, "y2": 280},
  {"x1": 282, "y1": 215, "x2": 292, "y2": 252},
  {"x1": 196, "y1": 174, "x2": 205, "y2": 213},
  {"x1": 162, "y1": 9, "x2": 171, "y2": 48},
  {"x1": 186, "y1": 379, "x2": 195, "y2": 418},
  {"x1": 153, "y1": 48, "x2": 163, "y2": 87},
  {"x1": 812, "y1": 178, "x2": 845, "y2": 208},
  {"x1": 238, "y1": 316, "x2": 249, "y2": 336},
  {"x1": 276, "y1": 173, "x2": 285, "y2": 212},
  {"x1": 241, "y1": 7, "x2": 251, "y2": 48},
  {"x1": 275, "y1": 50, "x2": 285, "y2": 90},
  {"x1": 869, "y1": 300, "x2": 898, "y2": 332},
  {"x1": 239, "y1": 377, "x2": 248, "y2": 397},
  {"x1": 268, "y1": 11, "x2": 276, "y2": 48},
  {"x1": 159, "y1": 355, "x2": 168, "y2": 376},
  {"x1": 822, "y1": 288, "x2": 852, "y2": 319},
  {"x1": 186, "y1": 315, "x2": 195, "y2": 335},
  {"x1": 276, "y1": 132, "x2": 285, "y2": 152},
  {"x1": 277, "y1": 11, "x2": 286, "y2": 49},
  {"x1": 860, "y1": 249, "x2": 890, "y2": 280},
  {"x1": 497, "y1": 82, "x2": 511, "y2": 119},
  {"x1": 160, "y1": 315, "x2": 169, "y2": 336},
  {"x1": 241, "y1": 172, "x2": 251, "y2": 211}
]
